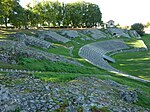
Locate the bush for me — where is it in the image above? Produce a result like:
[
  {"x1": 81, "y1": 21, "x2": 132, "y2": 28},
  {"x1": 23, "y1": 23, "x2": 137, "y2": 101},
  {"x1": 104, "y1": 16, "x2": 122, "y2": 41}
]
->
[{"x1": 131, "y1": 23, "x2": 145, "y2": 36}]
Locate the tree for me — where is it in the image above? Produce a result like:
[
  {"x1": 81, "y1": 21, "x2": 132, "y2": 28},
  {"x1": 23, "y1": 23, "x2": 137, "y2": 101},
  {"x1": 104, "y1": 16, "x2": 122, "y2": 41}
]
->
[
  {"x1": 0, "y1": 0, "x2": 20, "y2": 28},
  {"x1": 43, "y1": 1, "x2": 63, "y2": 27},
  {"x1": 64, "y1": 2, "x2": 83, "y2": 27},
  {"x1": 9, "y1": 1, "x2": 25, "y2": 28},
  {"x1": 131, "y1": 23, "x2": 145, "y2": 36},
  {"x1": 63, "y1": 1, "x2": 102, "y2": 28},
  {"x1": 84, "y1": 3, "x2": 102, "y2": 27},
  {"x1": 0, "y1": 0, "x2": 3, "y2": 27},
  {"x1": 0, "y1": 0, "x2": 102, "y2": 28},
  {"x1": 54, "y1": 1, "x2": 64, "y2": 27},
  {"x1": 32, "y1": 1, "x2": 46, "y2": 26},
  {"x1": 145, "y1": 22, "x2": 150, "y2": 28}
]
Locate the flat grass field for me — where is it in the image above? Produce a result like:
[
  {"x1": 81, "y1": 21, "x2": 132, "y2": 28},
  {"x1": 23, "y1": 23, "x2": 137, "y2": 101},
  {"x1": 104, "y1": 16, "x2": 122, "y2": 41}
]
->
[{"x1": 110, "y1": 34, "x2": 150, "y2": 81}]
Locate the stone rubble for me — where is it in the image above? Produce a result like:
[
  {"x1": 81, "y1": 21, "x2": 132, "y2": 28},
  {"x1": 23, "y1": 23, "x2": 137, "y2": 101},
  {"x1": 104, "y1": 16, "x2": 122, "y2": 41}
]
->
[
  {"x1": 128, "y1": 30, "x2": 141, "y2": 38},
  {"x1": 61, "y1": 30, "x2": 80, "y2": 38},
  {"x1": 24, "y1": 35, "x2": 52, "y2": 49},
  {"x1": 106, "y1": 28, "x2": 141, "y2": 39},
  {"x1": 69, "y1": 46, "x2": 74, "y2": 57},
  {"x1": 0, "y1": 40, "x2": 82, "y2": 66},
  {"x1": 82, "y1": 29, "x2": 109, "y2": 39},
  {"x1": 0, "y1": 68, "x2": 40, "y2": 73},
  {"x1": 9, "y1": 33, "x2": 53, "y2": 49},
  {"x1": 80, "y1": 37, "x2": 92, "y2": 41},
  {"x1": 0, "y1": 52, "x2": 16, "y2": 64},
  {"x1": 107, "y1": 28, "x2": 131, "y2": 38},
  {"x1": 39, "y1": 30, "x2": 71, "y2": 43},
  {"x1": 0, "y1": 73, "x2": 149, "y2": 112}
]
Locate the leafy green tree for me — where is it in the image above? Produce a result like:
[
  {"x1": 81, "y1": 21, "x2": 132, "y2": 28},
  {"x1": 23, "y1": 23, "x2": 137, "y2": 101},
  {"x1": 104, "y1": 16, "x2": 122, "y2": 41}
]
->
[
  {"x1": 131, "y1": 23, "x2": 145, "y2": 36},
  {"x1": 64, "y1": 2, "x2": 82, "y2": 27},
  {"x1": 44, "y1": 1, "x2": 60, "y2": 27},
  {"x1": 53, "y1": 1, "x2": 64, "y2": 27},
  {"x1": 26, "y1": 3, "x2": 40, "y2": 28},
  {"x1": 9, "y1": 2, "x2": 24, "y2": 28},
  {"x1": 63, "y1": 1, "x2": 102, "y2": 28},
  {"x1": 62, "y1": 3, "x2": 71, "y2": 27},
  {"x1": 32, "y1": 1, "x2": 65, "y2": 27},
  {"x1": 0, "y1": 0, "x2": 12, "y2": 28},
  {"x1": 0, "y1": 0, "x2": 3, "y2": 27},
  {"x1": 0, "y1": 0, "x2": 102, "y2": 28},
  {"x1": 84, "y1": 3, "x2": 102, "y2": 27},
  {"x1": 32, "y1": 1, "x2": 46, "y2": 26},
  {"x1": 0, "y1": 0, "x2": 20, "y2": 28}
]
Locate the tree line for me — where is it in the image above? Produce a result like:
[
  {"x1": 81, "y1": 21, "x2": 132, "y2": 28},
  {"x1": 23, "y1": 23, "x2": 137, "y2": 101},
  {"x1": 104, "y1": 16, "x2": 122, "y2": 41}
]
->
[{"x1": 0, "y1": 0, "x2": 102, "y2": 29}]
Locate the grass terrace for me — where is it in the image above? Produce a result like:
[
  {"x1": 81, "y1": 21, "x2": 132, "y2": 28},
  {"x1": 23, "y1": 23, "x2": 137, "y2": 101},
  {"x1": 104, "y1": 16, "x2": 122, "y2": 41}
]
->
[
  {"x1": 110, "y1": 34, "x2": 150, "y2": 81},
  {"x1": 0, "y1": 29, "x2": 150, "y2": 109}
]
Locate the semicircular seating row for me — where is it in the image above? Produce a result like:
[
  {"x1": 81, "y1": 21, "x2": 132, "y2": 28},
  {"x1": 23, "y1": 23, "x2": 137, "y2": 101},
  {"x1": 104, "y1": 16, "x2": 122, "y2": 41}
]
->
[{"x1": 79, "y1": 40, "x2": 129, "y2": 71}]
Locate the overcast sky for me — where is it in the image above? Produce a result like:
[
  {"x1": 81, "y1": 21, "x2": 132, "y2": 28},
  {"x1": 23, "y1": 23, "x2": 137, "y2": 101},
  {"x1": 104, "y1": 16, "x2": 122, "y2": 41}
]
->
[{"x1": 20, "y1": 0, "x2": 150, "y2": 26}]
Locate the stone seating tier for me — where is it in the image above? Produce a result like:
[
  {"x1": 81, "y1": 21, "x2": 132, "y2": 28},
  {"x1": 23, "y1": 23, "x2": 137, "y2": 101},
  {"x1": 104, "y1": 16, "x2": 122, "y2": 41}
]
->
[
  {"x1": 91, "y1": 40, "x2": 129, "y2": 54},
  {"x1": 79, "y1": 40, "x2": 128, "y2": 71},
  {"x1": 79, "y1": 45, "x2": 118, "y2": 71},
  {"x1": 42, "y1": 31, "x2": 71, "y2": 43},
  {"x1": 25, "y1": 36, "x2": 52, "y2": 49}
]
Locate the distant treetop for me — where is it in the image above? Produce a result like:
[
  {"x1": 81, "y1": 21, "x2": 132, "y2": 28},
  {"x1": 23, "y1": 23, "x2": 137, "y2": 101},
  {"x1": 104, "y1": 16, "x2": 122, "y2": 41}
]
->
[{"x1": 0, "y1": 0, "x2": 103, "y2": 29}]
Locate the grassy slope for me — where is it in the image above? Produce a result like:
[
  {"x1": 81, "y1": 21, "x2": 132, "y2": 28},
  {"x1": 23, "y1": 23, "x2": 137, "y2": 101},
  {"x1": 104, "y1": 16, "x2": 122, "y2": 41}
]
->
[
  {"x1": 18, "y1": 58, "x2": 103, "y2": 74},
  {"x1": 33, "y1": 33, "x2": 150, "y2": 108},
  {"x1": 0, "y1": 29, "x2": 150, "y2": 108},
  {"x1": 108, "y1": 34, "x2": 150, "y2": 108},
  {"x1": 110, "y1": 34, "x2": 150, "y2": 81},
  {"x1": 32, "y1": 44, "x2": 70, "y2": 56}
]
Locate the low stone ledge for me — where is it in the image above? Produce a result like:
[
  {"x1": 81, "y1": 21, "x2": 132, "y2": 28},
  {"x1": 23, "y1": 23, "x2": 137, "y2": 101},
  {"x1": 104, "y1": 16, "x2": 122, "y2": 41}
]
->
[{"x1": 0, "y1": 68, "x2": 41, "y2": 73}]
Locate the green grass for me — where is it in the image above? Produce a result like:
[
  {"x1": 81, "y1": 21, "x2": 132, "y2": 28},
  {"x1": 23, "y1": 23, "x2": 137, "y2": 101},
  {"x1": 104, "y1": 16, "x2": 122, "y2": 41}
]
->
[
  {"x1": 76, "y1": 58, "x2": 99, "y2": 68},
  {"x1": 0, "y1": 34, "x2": 7, "y2": 39},
  {"x1": 32, "y1": 44, "x2": 70, "y2": 56},
  {"x1": 1, "y1": 29, "x2": 150, "y2": 109},
  {"x1": 0, "y1": 29, "x2": 38, "y2": 36},
  {"x1": 142, "y1": 34, "x2": 150, "y2": 48},
  {"x1": 49, "y1": 44, "x2": 70, "y2": 56},
  {"x1": 0, "y1": 62, "x2": 25, "y2": 70},
  {"x1": 97, "y1": 34, "x2": 150, "y2": 108},
  {"x1": 18, "y1": 58, "x2": 103, "y2": 74},
  {"x1": 34, "y1": 72, "x2": 99, "y2": 82},
  {"x1": 110, "y1": 34, "x2": 150, "y2": 81},
  {"x1": 110, "y1": 51, "x2": 150, "y2": 80},
  {"x1": 126, "y1": 39, "x2": 147, "y2": 48},
  {"x1": 0, "y1": 57, "x2": 103, "y2": 75}
]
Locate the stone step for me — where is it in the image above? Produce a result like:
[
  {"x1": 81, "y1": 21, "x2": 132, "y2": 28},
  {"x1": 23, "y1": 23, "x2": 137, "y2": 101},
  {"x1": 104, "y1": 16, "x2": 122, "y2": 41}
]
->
[
  {"x1": 79, "y1": 40, "x2": 128, "y2": 71},
  {"x1": 0, "y1": 68, "x2": 41, "y2": 73}
]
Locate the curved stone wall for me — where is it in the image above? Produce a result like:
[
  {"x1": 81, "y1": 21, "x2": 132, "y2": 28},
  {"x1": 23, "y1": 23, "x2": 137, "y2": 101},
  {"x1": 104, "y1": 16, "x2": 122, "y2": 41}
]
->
[{"x1": 79, "y1": 40, "x2": 129, "y2": 71}]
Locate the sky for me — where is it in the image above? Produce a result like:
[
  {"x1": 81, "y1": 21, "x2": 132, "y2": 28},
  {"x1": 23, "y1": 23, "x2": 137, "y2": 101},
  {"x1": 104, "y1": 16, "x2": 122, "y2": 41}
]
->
[{"x1": 20, "y1": 0, "x2": 150, "y2": 26}]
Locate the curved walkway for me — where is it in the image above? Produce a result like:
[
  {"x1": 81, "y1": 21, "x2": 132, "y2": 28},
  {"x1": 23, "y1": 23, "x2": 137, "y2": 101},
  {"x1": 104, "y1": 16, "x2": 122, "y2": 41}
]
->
[{"x1": 111, "y1": 71, "x2": 150, "y2": 83}]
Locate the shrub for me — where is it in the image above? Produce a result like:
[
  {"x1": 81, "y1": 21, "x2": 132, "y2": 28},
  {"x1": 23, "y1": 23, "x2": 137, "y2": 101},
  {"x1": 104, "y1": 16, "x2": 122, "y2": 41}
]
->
[{"x1": 131, "y1": 23, "x2": 145, "y2": 36}]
